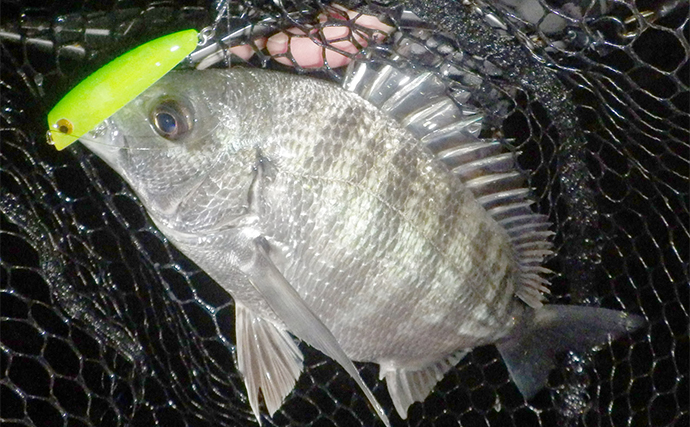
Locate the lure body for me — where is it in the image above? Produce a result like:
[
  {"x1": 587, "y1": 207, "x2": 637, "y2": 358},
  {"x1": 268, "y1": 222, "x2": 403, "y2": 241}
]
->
[{"x1": 47, "y1": 30, "x2": 198, "y2": 150}]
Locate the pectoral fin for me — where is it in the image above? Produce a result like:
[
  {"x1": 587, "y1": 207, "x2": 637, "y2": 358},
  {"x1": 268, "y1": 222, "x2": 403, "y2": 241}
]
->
[
  {"x1": 235, "y1": 302, "x2": 304, "y2": 423},
  {"x1": 241, "y1": 237, "x2": 391, "y2": 427}
]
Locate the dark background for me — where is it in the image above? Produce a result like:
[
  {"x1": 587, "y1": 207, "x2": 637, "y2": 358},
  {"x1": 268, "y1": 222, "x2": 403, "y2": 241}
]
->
[{"x1": 1, "y1": 1, "x2": 687, "y2": 426}]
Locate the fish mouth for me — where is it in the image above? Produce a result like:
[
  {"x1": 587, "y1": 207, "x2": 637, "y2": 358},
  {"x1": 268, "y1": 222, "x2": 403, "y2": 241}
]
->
[{"x1": 79, "y1": 118, "x2": 126, "y2": 170}]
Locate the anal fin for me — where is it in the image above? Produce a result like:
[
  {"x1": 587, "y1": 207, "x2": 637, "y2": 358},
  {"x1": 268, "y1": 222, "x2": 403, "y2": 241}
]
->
[
  {"x1": 236, "y1": 302, "x2": 304, "y2": 422},
  {"x1": 380, "y1": 351, "x2": 467, "y2": 419}
]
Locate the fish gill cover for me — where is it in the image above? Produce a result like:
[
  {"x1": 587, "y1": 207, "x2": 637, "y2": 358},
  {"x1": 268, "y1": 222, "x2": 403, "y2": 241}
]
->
[{"x1": 0, "y1": 0, "x2": 687, "y2": 426}]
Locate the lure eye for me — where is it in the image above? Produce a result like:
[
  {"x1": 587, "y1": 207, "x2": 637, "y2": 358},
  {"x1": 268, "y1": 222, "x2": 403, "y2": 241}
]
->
[
  {"x1": 150, "y1": 99, "x2": 193, "y2": 140},
  {"x1": 56, "y1": 118, "x2": 74, "y2": 135}
]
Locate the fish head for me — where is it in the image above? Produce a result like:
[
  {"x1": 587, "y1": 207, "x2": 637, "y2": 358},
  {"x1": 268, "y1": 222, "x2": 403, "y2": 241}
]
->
[{"x1": 81, "y1": 71, "x2": 250, "y2": 231}]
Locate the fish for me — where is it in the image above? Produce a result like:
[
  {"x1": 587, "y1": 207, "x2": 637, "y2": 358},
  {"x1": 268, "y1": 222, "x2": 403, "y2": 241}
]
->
[{"x1": 52, "y1": 56, "x2": 644, "y2": 425}]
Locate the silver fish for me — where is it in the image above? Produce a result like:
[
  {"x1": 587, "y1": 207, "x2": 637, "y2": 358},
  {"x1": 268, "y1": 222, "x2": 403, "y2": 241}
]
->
[{"x1": 80, "y1": 64, "x2": 643, "y2": 425}]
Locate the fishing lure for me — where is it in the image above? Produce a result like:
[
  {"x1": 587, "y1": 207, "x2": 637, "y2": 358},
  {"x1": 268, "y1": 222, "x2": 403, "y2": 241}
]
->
[{"x1": 47, "y1": 29, "x2": 198, "y2": 150}]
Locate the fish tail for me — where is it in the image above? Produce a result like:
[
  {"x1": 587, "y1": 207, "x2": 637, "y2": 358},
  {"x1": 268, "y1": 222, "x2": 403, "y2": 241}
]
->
[{"x1": 495, "y1": 305, "x2": 645, "y2": 399}]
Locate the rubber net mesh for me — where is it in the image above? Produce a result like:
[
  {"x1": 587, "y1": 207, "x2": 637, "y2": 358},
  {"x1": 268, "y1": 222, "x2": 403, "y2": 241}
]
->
[{"x1": 1, "y1": 0, "x2": 687, "y2": 426}]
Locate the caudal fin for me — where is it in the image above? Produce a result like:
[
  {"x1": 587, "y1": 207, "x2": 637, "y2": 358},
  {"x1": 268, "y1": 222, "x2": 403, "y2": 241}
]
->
[{"x1": 495, "y1": 305, "x2": 645, "y2": 399}]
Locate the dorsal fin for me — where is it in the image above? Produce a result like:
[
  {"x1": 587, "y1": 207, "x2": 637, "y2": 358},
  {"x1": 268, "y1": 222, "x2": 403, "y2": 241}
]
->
[
  {"x1": 422, "y1": 117, "x2": 484, "y2": 153},
  {"x1": 380, "y1": 73, "x2": 447, "y2": 120},
  {"x1": 344, "y1": 59, "x2": 553, "y2": 308}
]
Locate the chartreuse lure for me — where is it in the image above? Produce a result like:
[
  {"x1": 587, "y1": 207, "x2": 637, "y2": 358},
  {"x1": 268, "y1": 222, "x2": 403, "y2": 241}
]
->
[{"x1": 47, "y1": 29, "x2": 198, "y2": 150}]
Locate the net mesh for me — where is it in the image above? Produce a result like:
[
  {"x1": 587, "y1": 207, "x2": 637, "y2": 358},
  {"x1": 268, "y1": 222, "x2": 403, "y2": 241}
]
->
[{"x1": 1, "y1": 0, "x2": 687, "y2": 426}]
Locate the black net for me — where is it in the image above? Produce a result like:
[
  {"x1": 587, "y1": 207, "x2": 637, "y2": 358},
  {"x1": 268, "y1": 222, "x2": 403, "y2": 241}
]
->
[{"x1": 1, "y1": 1, "x2": 687, "y2": 426}]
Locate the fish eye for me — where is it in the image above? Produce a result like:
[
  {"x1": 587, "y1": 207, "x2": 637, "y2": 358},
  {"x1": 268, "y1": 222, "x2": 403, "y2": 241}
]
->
[
  {"x1": 150, "y1": 99, "x2": 193, "y2": 140},
  {"x1": 55, "y1": 118, "x2": 73, "y2": 135}
]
